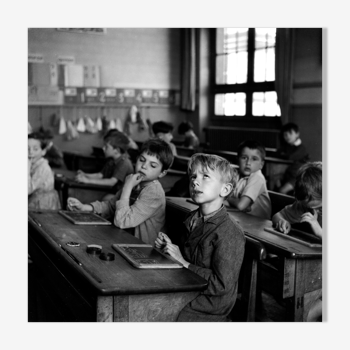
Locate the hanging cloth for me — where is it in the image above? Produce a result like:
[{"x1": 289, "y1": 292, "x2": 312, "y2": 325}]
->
[{"x1": 58, "y1": 117, "x2": 67, "y2": 135}]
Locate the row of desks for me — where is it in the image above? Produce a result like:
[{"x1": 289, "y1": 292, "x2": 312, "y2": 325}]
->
[{"x1": 29, "y1": 197, "x2": 321, "y2": 322}]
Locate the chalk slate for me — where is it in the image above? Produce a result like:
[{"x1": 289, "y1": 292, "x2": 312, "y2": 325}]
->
[
  {"x1": 59, "y1": 210, "x2": 112, "y2": 225},
  {"x1": 112, "y1": 244, "x2": 183, "y2": 269},
  {"x1": 264, "y1": 227, "x2": 322, "y2": 248}
]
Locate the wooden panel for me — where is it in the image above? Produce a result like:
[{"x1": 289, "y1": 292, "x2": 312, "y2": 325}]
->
[
  {"x1": 97, "y1": 296, "x2": 113, "y2": 322},
  {"x1": 128, "y1": 292, "x2": 199, "y2": 322}
]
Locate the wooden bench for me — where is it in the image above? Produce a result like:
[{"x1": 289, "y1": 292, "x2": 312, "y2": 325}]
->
[{"x1": 268, "y1": 190, "x2": 295, "y2": 217}]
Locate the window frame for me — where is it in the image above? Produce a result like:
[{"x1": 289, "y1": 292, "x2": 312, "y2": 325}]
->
[{"x1": 210, "y1": 28, "x2": 281, "y2": 129}]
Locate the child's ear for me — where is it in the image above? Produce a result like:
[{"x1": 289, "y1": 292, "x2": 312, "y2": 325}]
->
[
  {"x1": 41, "y1": 148, "x2": 47, "y2": 157},
  {"x1": 220, "y1": 183, "x2": 233, "y2": 198},
  {"x1": 260, "y1": 160, "x2": 265, "y2": 170},
  {"x1": 158, "y1": 169, "x2": 168, "y2": 179}
]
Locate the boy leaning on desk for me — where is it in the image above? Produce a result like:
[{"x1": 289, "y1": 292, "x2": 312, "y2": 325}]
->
[
  {"x1": 155, "y1": 153, "x2": 246, "y2": 322},
  {"x1": 67, "y1": 138, "x2": 174, "y2": 246},
  {"x1": 272, "y1": 161, "x2": 322, "y2": 321}
]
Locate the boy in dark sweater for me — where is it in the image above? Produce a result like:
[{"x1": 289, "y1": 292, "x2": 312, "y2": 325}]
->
[{"x1": 156, "y1": 153, "x2": 245, "y2": 321}]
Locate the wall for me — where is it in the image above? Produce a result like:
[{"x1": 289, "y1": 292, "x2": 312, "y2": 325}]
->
[
  {"x1": 291, "y1": 28, "x2": 322, "y2": 161},
  {"x1": 28, "y1": 28, "x2": 188, "y2": 155}
]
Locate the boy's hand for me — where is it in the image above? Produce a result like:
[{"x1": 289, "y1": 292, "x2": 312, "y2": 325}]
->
[
  {"x1": 67, "y1": 197, "x2": 91, "y2": 212},
  {"x1": 124, "y1": 173, "x2": 144, "y2": 189},
  {"x1": 75, "y1": 173, "x2": 88, "y2": 183},
  {"x1": 162, "y1": 242, "x2": 189, "y2": 268},
  {"x1": 155, "y1": 232, "x2": 171, "y2": 249},
  {"x1": 300, "y1": 211, "x2": 322, "y2": 238},
  {"x1": 76, "y1": 170, "x2": 85, "y2": 175},
  {"x1": 274, "y1": 219, "x2": 291, "y2": 234}
]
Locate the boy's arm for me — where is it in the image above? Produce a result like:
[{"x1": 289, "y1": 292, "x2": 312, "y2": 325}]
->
[
  {"x1": 77, "y1": 176, "x2": 117, "y2": 187},
  {"x1": 114, "y1": 183, "x2": 163, "y2": 229},
  {"x1": 188, "y1": 230, "x2": 245, "y2": 296},
  {"x1": 272, "y1": 211, "x2": 291, "y2": 233},
  {"x1": 90, "y1": 192, "x2": 120, "y2": 219},
  {"x1": 227, "y1": 196, "x2": 252, "y2": 211},
  {"x1": 76, "y1": 172, "x2": 103, "y2": 180},
  {"x1": 28, "y1": 161, "x2": 53, "y2": 195}
]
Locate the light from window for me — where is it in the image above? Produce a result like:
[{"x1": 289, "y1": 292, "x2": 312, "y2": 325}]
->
[
  {"x1": 215, "y1": 93, "x2": 246, "y2": 116},
  {"x1": 216, "y1": 28, "x2": 248, "y2": 84},
  {"x1": 252, "y1": 92, "x2": 281, "y2": 117},
  {"x1": 254, "y1": 28, "x2": 276, "y2": 82}
]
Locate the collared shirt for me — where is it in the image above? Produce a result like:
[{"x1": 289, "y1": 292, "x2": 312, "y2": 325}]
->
[{"x1": 189, "y1": 205, "x2": 224, "y2": 232}]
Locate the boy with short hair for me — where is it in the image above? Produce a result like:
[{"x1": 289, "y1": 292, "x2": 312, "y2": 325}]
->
[
  {"x1": 226, "y1": 140, "x2": 271, "y2": 220},
  {"x1": 277, "y1": 122, "x2": 310, "y2": 194},
  {"x1": 152, "y1": 121, "x2": 177, "y2": 156},
  {"x1": 272, "y1": 161, "x2": 322, "y2": 321},
  {"x1": 68, "y1": 138, "x2": 174, "y2": 245},
  {"x1": 75, "y1": 130, "x2": 134, "y2": 194},
  {"x1": 272, "y1": 161, "x2": 322, "y2": 238},
  {"x1": 155, "y1": 153, "x2": 245, "y2": 322}
]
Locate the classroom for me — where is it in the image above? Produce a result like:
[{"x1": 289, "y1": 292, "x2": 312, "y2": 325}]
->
[{"x1": 28, "y1": 28, "x2": 322, "y2": 323}]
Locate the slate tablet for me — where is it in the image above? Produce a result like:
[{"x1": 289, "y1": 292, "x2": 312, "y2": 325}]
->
[
  {"x1": 59, "y1": 210, "x2": 112, "y2": 225},
  {"x1": 112, "y1": 244, "x2": 183, "y2": 269},
  {"x1": 264, "y1": 227, "x2": 322, "y2": 248}
]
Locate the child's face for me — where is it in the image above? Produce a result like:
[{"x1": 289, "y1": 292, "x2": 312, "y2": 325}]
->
[
  {"x1": 283, "y1": 130, "x2": 300, "y2": 145},
  {"x1": 135, "y1": 152, "x2": 166, "y2": 182},
  {"x1": 189, "y1": 164, "x2": 228, "y2": 207},
  {"x1": 157, "y1": 132, "x2": 173, "y2": 144},
  {"x1": 28, "y1": 138, "x2": 46, "y2": 165},
  {"x1": 103, "y1": 142, "x2": 120, "y2": 158},
  {"x1": 238, "y1": 147, "x2": 264, "y2": 177}
]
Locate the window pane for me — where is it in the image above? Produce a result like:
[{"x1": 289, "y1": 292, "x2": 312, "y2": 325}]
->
[
  {"x1": 255, "y1": 28, "x2": 276, "y2": 49},
  {"x1": 266, "y1": 47, "x2": 275, "y2": 81},
  {"x1": 254, "y1": 49, "x2": 266, "y2": 83},
  {"x1": 215, "y1": 93, "x2": 246, "y2": 116},
  {"x1": 252, "y1": 91, "x2": 281, "y2": 117},
  {"x1": 254, "y1": 28, "x2": 276, "y2": 82},
  {"x1": 252, "y1": 92, "x2": 264, "y2": 116},
  {"x1": 216, "y1": 28, "x2": 248, "y2": 85}
]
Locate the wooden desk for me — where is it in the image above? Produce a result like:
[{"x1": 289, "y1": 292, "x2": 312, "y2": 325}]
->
[
  {"x1": 165, "y1": 197, "x2": 322, "y2": 322},
  {"x1": 28, "y1": 210, "x2": 207, "y2": 322},
  {"x1": 53, "y1": 169, "x2": 113, "y2": 209}
]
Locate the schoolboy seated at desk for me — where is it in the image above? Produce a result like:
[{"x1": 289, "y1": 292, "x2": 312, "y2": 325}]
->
[
  {"x1": 177, "y1": 121, "x2": 200, "y2": 149},
  {"x1": 275, "y1": 123, "x2": 310, "y2": 195},
  {"x1": 28, "y1": 132, "x2": 61, "y2": 210},
  {"x1": 75, "y1": 130, "x2": 134, "y2": 200},
  {"x1": 226, "y1": 140, "x2": 271, "y2": 220},
  {"x1": 67, "y1": 138, "x2": 174, "y2": 246},
  {"x1": 155, "y1": 153, "x2": 245, "y2": 322},
  {"x1": 272, "y1": 161, "x2": 322, "y2": 321}
]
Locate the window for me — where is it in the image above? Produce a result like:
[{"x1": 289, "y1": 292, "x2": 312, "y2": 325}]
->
[{"x1": 214, "y1": 28, "x2": 281, "y2": 118}]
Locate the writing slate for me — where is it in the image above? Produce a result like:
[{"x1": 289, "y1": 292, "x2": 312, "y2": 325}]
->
[
  {"x1": 264, "y1": 228, "x2": 322, "y2": 248},
  {"x1": 112, "y1": 244, "x2": 183, "y2": 269},
  {"x1": 59, "y1": 210, "x2": 112, "y2": 225}
]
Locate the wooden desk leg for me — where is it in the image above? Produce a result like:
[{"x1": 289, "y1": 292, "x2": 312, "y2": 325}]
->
[
  {"x1": 97, "y1": 296, "x2": 113, "y2": 322},
  {"x1": 287, "y1": 259, "x2": 322, "y2": 322},
  {"x1": 241, "y1": 258, "x2": 258, "y2": 322}
]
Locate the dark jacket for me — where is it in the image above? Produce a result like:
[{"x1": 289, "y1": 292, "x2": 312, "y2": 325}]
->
[{"x1": 177, "y1": 206, "x2": 245, "y2": 322}]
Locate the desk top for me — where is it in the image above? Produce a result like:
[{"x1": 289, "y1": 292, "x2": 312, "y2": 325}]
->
[
  {"x1": 53, "y1": 168, "x2": 113, "y2": 191},
  {"x1": 28, "y1": 210, "x2": 207, "y2": 296},
  {"x1": 166, "y1": 197, "x2": 322, "y2": 259}
]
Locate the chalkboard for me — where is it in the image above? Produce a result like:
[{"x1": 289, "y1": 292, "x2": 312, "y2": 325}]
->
[
  {"x1": 264, "y1": 227, "x2": 322, "y2": 248},
  {"x1": 112, "y1": 244, "x2": 183, "y2": 269},
  {"x1": 59, "y1": 210, "x2": 112, "y2": 225}
]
